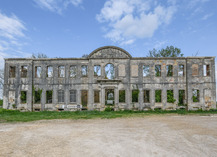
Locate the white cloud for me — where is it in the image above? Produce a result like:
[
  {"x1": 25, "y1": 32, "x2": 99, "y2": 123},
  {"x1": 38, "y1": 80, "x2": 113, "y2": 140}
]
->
[
  {"x1": 34, "y1": 0, "x2": 83, "y2": 14},
  {"x1": 97, "y1": 0, "x2": 176, "y2": 45},
  {"x1": 201, "y1": 13, "x2": 213, "y2": 20}
]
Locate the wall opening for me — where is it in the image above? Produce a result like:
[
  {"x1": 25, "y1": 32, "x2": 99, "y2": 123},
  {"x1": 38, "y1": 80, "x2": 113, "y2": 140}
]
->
[
  {"x1": 192, "y1": 64, "x2": 199, "y2": 76},
  {"x1": 166, "y1": 65, "x2": 173, "y2": 77},
  {"x1": 203, "y1": 65, "x2": 210, "y2": 76},
  {"x1": 132, "y1": 90, "x2": 139, "y2": 103},
  {"x1": 46, "y1": 90, "x2": 53, "y2": 104},
  {"x1": 167, "y1": 90, "x2": 175, "y2": 103},
  {"x1": 94, "y1": 90, "x2": 100, "y2": 103},
  {"x1": 69, "y1": 65, "x2": 76, "y2": 77},
  {"x1": 58, "y1": 90, "x2": 64, "y2": 103},
  {"x1": 21, "y1": 66, "x2": 28, "y2": 78},
  {"x1": 155, "y1": 65, "x2": 161, "y2": 77},
  {"x1": 34, "y1": 90, "x2": 41, "y2": 104},
  {"x1": 155, "y1": 90, "x2": 162, "y2": 103},
  {"x1": 94, "y1": 65, "x2": 101, "y2": 76},
  {"x1": 105, "y1": 64, "x2": 115, "y2": 79},
  {"x1": 105, "y1": 89, "x2": 114, "y2": 105},
  {"x1": 81, "y1": 90, "x2": 88, "y2": 108},
  {"x1": 70, "y1": 90, "x2": 76, "y2": 103},
  {"x1": 9, "y1": 66, "x2": 16, "y2": 78},
  {"x1": 119, "y1": 90, "x2": 125, "y2": 103},
  {"x1": 47, "y1": 66, "x2": 53, "y2": 77},
  {"x1": 178, "y1": 65, "x2": 184, "y2": 76},
  {"x1": 35, "y1": 66, "x2": 42, "y2": 78},
  {"x1": 143, "y1": 65, "x2": 150, "y2": 77},
  {"x1": 144, "y1": 90, "x2": 150, "y2": 103},
  {"x1": 192, "y1": 89, "x2": 200, "y2": 102},
  {"x1": 81, "y1": 65, "x2": 88, "y2": 77},
  {"x1": 178, "y1": 90, "x2": 185, "y2": 105},
  {"x1": 58, "y1": 66, "x2": 65, "y2": 77},
  {"x1": 20, "y1": 91, "x2": 27, "y2": 104}
]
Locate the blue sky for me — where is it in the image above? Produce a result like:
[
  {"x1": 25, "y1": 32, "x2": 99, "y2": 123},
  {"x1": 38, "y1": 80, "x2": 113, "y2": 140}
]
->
[{"x1": 0, "y1": 0, "x2": 216, "y2": 67}]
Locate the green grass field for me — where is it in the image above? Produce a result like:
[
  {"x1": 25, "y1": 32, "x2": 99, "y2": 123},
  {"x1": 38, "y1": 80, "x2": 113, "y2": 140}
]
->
[{"x1": 1, "y1": 108, "x2": 217, "y2": 123}]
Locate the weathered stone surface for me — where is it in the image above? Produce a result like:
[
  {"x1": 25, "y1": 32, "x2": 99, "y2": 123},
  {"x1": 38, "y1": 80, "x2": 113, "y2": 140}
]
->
[{"x1": 3, "y1": 46, "x2": 216, "y2": 111}]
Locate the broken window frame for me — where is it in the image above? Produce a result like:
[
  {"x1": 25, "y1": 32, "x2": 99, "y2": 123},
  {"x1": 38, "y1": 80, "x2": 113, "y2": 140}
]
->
[
  {"x1": 178, "y1": 90, "x2": 185, "y2": 105},
  {"x1": 144, "y1": 90, "x2": 150, "y2": 103},
  {"x1": 58, "y1": 90, "x2": 64, "y2": 103},
  {"x1": 94, "y1": 90, "x2": 100, "y2": 103},
  {"x1": 132, "y1": 90, "x2": 139, "y2": 103},
  {"x1": 203, "y1": 64, "x2": 210, "y2": 76},
  {"x1": 155, "y1": 65, "x2": 161, "y2": 77},
  {"x1": 119, "y1": 90, "x2": 125, "y2": 103},
  {"x1": 94, "y1": 65, "x2": 101, "y2": 77},
  {"x1": 58, "y1": 66, "x2": 65, "y2": 78},
  {"x1": 35, "y1": 66, "x2": 42, "y2": 78},
  {"x1": 167, "y1": 90, "x2": 175, "y2": 103},
  {"x1": 21, "y1": 65, "x2": 28, "y2": 78},
  {"x1": 70, "y1": 90, "x2": 77, "y2": 103},
  {"x1": 20, "y1": 91, "x2": 27, "y2": 104},
  {"x1": 105, "y1": 63, "x2": 115, "y2": 79},
  {"x1": 69, "y1": 65, "x2": 77, "y2": 78},
  {"x1": 81, "y1": 65, "x2": 88, "y2": 77},
  {"x1": 9, "y1": 66, "x2": 16, "y2": 78},
  {"x1": 47, "y1": 66, "x2": 53, "y2": 78},
  {"x1": 143, "y1": 65, "x2": 150, "y2": 77},
  {"x1": 155, "y1": 90, "x2": 162, "y2": 103},
  {"x1": 192, "y1": 89, "x2": 200, "y2": 102},
  {"x1": 34, "y1": 90, "x2": 41, "y2": 104},
  {"x1": 178, "y1": 64, "x2": 184, "y2": 77},
  {"x1": 46, "y1": 90, "x2": 53, "y2": 104},
  {"x1": 166, "y1": 65, "x2": 173, "y2": 77}
]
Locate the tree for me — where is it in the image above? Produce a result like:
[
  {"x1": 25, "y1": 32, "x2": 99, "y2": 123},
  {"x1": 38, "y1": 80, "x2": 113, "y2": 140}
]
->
[
  {"x1": 82, "y1": 54, "x2": 88, "y2": 58},
  {"x1": 31, "y1": 53, "x2": 48, "y2": 58},
  {"x1": 147, "y1": 46, "x2": 184, "y2": 57}
]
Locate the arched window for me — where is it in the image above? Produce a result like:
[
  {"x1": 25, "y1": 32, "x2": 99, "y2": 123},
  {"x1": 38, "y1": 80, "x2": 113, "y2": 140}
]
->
[{"x1": 105, "y1": 64, "x2": 115, "y2": 79}]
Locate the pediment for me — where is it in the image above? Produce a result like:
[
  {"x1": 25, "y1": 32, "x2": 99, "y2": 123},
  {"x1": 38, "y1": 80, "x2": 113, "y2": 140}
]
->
[{"x1": 88, "y1": 46, "x2": 132, "y2": 59}]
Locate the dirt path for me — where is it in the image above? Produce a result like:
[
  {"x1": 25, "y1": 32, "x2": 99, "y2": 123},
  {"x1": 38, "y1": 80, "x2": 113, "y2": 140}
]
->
[{"x1": 0, "y1": 115, "x2": 217, "y2": 157}]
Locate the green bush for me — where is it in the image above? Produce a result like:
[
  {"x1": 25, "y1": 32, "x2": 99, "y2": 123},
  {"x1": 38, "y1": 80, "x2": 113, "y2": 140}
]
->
[
  {"x1": 132, "y1": 90, "x2": 139, "y2": 103},
  {"x1": 105, "y1": 106, "x2": 113, "y2": 112},
  {"x1": 167, "y1": 90, "x2": 176, "y2": 103},
  {"x1": 0, "y1": 99, "x2": 3, "y2": 107}
]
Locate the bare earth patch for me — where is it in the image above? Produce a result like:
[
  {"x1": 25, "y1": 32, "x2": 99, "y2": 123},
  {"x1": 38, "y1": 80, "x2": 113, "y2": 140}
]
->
[{"x1": 0, "y1": 115, "x2": 217, "y2": 157}]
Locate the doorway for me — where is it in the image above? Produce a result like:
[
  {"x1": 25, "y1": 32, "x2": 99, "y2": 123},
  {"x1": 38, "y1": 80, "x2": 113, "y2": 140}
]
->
[{"x1": 105, "y1": 89, "x2": 114, "y2": 105}]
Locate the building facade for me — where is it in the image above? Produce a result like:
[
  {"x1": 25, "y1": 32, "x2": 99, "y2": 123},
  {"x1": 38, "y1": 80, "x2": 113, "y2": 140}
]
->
[{"x1": 3, "y1": 46, "x2": 216, "y2": 111}]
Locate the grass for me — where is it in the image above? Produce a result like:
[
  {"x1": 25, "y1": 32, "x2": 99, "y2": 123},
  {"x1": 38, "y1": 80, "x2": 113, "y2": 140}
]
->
[{"x1": 1, "y1": 108, "x2": 217, "y2": 123}]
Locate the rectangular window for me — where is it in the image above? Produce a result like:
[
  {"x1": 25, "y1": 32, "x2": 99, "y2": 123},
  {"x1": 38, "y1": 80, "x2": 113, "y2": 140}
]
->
[
  {"x1": 35, "y1": 66, "x2": 42, "y2": 78},
  {"x1": 47, "y1": 66, "x2": 53, "y2": 77},
  {"x1": 192, "y1": 89, "x2": 200, "y2": 102},
  {"x1": 155, "y1": 65, "x2": 161, "y2": 77},
  {"x1": 192, "y1": 64, "x2": 199, "y2": 76},
  {"x1": 9, "y1": 66, "x2": 16, "y2": 78},
  {"x1": 167, "y1": 90, "x2": 175, "y2": 103},
  {"x1": 166, "y1": 65, "x2": 173, "y2": 77},
  {"x1": 70, "y1": 90, "x2": 76, "y2": 103},
  {"x1": 143, "y1": 65, "x2": 150, "y2": 77},
  {"x1": 132, "y1": 90, "x2": 139, "y2": 103},
  {"x1": 46, "y1": 90, "x2": 53, "y2": 104},
  {"x1": 178, "y1": 65, "x2": 184, "y2": 76},
  {"x1": 58, "y1": 90, "x2": 64, "y2": 103},
  {"x1": 119, "y1": 90, "x2": 125, "y2": 103},
  {"x1": 59, "y1": 66, "x2": 65, "y2": 77},
  {"x1": 69, "y1": 65, "x2": 76, "y2": 77},
  {"x1": 144, "y1": 90, "x2": 150, "y2": 103},
  {"x1": 203, "y1": 65, "x2": 210, "y2": 76},
  {"x1": 81, "y1": 90, "x2": 88, "y2": 107},
  {"x1": 178, "y1": 90, "x2": 185, "y2": 105},
  {"x1": 81, "y1": 65, "x2": 88, "y2": 76},
  {"x1": 20, "y1": 91, "x2": 27, "y2": 103},
  {"x1": 34, "y1": 90, "x2": 41, "y2": 104},
  {"x1": 155, "y1": 90, "x2": 162, "y2": 103},
  {"x1": 94, "y1": 65, "x2": 101, "y2": 76},
  {"x1": 94, "y1": 90, "x2": 100, "y2": 103},
  {"x1": 21, "y1": 66, "x2": 28, "y2": 78}
]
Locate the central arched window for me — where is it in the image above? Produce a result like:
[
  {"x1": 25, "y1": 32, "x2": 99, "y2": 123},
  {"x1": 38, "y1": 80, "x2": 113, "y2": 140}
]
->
[{"x1": 105, "y1": 64, "x2": 115, "y2": 79}]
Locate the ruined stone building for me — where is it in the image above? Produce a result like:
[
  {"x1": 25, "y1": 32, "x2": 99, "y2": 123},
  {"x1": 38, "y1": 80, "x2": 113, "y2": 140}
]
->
[{"x1": 3, "y1": 46, "x2": 216, "y2": 111}]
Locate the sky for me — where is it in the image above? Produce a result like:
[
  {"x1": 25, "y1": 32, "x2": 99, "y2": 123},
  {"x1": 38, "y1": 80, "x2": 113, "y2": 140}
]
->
[{"x1": 0, "y1": 0, "x2": 216, "y2": 95}]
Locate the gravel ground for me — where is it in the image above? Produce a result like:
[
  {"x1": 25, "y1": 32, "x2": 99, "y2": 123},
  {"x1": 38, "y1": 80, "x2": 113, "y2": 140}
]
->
[{"x1": 0, "y1": 115, "x2": 217, "y2": 157}]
